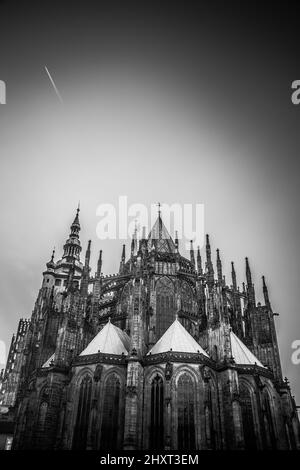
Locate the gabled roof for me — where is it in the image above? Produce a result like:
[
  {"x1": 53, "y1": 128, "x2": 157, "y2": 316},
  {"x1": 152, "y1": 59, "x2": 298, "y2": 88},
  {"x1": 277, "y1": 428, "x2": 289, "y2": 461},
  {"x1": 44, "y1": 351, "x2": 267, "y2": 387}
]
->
[
  {"x1": 147, "y1": 318, "x2": 209, "y2": 356},
  {"x1": 230, "y1": 331, "x2": 265, "y2": 367},
  {"x1": 80, "y1": 320, "x2": 130, "y2": 356},
  {"x1": 147, "y1": 214, "x2": 176, "y2": 254},
  {"x1": 42, "y1": 353, "x2": 55, "y2": 368}
]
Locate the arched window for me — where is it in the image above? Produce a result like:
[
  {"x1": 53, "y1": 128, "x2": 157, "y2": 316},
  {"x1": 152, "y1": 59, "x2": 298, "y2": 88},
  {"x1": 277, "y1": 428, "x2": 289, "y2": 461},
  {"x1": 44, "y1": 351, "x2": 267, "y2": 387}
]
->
[
  {"x1": 262, "y1": 392, "x2": 276, "y2": 449},
  {"x1": 150, "y1": 375, "x2": 164, "y2": 449},
  {"x1": 156, "y1": 277, "x2": 175, "y2": 340},
  {"x1": 180, "y1": 281, "x2": 193, "y2": 313},
  {"x1": 239, "y1": 383, "x2": 257, "y2": 449},
  {"x1": 72, "y1": 375, "x2": 93, "y2": 450},
  {"x1": 37, "y1": 401, "x2": 48, "y2": 430},
  {"x1": 177, "y1": 373, "x2": 196, "y2": 450},
  {"x1": 100, "y1": 374, "x2": 121, "y2": 450}
]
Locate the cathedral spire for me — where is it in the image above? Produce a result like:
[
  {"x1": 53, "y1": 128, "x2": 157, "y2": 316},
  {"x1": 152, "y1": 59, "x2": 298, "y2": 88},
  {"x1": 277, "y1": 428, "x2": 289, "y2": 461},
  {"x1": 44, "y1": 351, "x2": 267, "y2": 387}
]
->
[
  {"x1": 80, "y1": 240, "x2": 91, "y2": 296},
  {"x1": 190, "y1": 240, "x2": 195, "y2": 267},
  {"x1": 231, "y1": 261, "x2": 237, "y2": 290},
  {"x1": 62, "y1": 206, "x2": 82, "y2": 261},
  {"x1": 245, "y1": 257, "x2": 252, "y2": 286},
  {"x1": 97, "y1": 250, "x2": 102, "y2": 278},
  {"x1": 197, "y1": 246, "x2": 203, "y2": 275},
  {"x1": 245, "y1": 257, "x2": 256, "y2": 306},
  {"x1": 216, "y1": 249, "x2": 223, "y2": 285},
  {"x1": 262, "y1": 275, "x2": 271, "y2": 309},
  {"x1": 119, "y1": 244, "x2": 126, "y2": 274},
  {"x1": 84, "y1": 240, "x2": 91, "y2": 267},
  {"x1": 206, "y1": 234, "x2": 214, "y2": 288},
  {"x1": 132, "y1": 221, "x2": 138, "y2": 255}
]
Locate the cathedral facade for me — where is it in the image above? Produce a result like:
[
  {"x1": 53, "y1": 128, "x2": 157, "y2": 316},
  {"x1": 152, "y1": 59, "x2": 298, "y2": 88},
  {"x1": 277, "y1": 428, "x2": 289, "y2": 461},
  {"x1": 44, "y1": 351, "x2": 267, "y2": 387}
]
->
[{"x1": 1, "y1": 207, "x2": 299, "y2": 450}]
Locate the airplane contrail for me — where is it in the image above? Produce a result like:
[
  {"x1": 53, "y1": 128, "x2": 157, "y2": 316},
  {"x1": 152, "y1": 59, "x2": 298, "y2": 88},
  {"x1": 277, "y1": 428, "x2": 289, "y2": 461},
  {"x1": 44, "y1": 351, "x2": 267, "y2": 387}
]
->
[{"x1": 44, "y1": 66, "x2": 63, "y2": 103}]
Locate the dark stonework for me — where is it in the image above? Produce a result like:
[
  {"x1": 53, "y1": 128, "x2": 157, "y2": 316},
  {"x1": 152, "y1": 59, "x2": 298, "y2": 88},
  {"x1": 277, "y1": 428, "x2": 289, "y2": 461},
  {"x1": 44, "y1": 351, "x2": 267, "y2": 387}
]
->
[{"x1": 0, "y1": 209, "x2": 299, "y2": 450}]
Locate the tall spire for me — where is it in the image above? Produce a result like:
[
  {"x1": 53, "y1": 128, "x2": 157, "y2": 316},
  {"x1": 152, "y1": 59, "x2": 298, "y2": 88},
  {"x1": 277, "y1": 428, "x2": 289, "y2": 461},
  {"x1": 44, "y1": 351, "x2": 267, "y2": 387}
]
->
[
  {"x1": 206, "y1": 234, "x2": 211, "y2": 263},
  {"x1": 190, "y1": 240, "x2": 195, "y2": 267},
  {"x1": 97, "y1": 250, "x2": 102, "y2": 278},
  {"x1": 262, "y1": 275, "x2": 271, "y2": 309},
  {"x1": 157, "y1": 202, "x2": 162, "y2": 239},
  {"x1": 197, "y1": 246, "x2": 203, "y2": 275},
  {"x1": 231, "y1": 261, "x2": 237, "y2": 290},
  {"x1": 206, "y1": 234, "x2": 214, "y2": 288},
  {"x1": 62, "y1": 206, "x2": 82, "y2": 261},
  {"x1": 80, "y1": 240, "x2": 91, "y2": 296},
  {"x1": 132, "y1": 221, "x2": 138, "y2": 255},
  {"x1": 216, "y1": 249, "x2": 223, "y2": 284},
  {"x1": 84, "y1": 240, "x2": 91, "y2": 267},
  {"x1": 119, "y1": 244, "x2": 126, "y2": 274},
  {"x1": 245, "y1": 257, "x2": 256, "y2": 306},
  {"x1": 245, "y1": 257, "x2": 252, "y2": 286}
]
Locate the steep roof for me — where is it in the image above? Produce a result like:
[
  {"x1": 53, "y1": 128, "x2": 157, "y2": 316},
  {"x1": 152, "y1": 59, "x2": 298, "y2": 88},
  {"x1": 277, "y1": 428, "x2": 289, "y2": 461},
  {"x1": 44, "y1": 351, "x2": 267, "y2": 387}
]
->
[
  {"x1": 42, "y1": 353, "x2": 55, "y2": 368},
  {"x1": 147, "y1": 318, "x2": 209, "y2": 356},
  {"x1": 230, "y1": 331, "x2": 265, "y2": 367},
  {"x1": 80, "y1": 320, "x2": 130, "y2": 356},
  {"x1": 147, "y1": 214, "x2": 176, "y2": 254}
]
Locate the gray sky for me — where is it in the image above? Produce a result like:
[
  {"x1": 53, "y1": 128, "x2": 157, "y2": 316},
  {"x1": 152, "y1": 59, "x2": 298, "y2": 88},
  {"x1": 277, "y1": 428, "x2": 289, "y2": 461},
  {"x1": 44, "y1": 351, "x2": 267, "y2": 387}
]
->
[{"x1": 0, "y1": 2, "x2": 299, "y2": 402}]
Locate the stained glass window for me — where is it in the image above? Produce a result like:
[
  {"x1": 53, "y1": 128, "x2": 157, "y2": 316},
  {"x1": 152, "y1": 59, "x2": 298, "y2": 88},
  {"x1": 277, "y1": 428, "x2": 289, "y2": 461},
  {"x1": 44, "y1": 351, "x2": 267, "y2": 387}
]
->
[
  {"x1": 150, "y1": 375, "x2": 164, "y2": 449},
  {"x1": 156, "y1": 277, "x2": 175, "y2": 340},
  {"x1": 72, "y1": 375, "x2": 93, "y2": 450},
  {"x1": 262, "y1": 392, "x2": 276, "y2": 449},
  {"x1": 100, "y1": 374, "x2": 121, "y2": 450},
  {"x1": 177, "y1": 373, "x2": 196, "y2": 450},
  {"x1": 239, "y1": 384, "x2": 257, "y2": 449}
]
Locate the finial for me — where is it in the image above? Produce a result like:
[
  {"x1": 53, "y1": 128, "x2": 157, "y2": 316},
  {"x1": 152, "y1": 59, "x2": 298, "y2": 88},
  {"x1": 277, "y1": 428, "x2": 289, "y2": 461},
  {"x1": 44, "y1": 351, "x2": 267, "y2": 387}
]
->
[
  {"x1": 175, "y1": 230, "x2": 179, "y2": 250},
  {"x1": 157, "y1": 202, "x2": 161, "y2": 216},
  {"x1": 51, "y1": 247, "x2": 55, "y2": 262},
  {"x1": 245, "y1": 257, "x2": 252, "y2": 285},
  {"x1": 262, "y1": 275, "x2": 271, "y2": 309}
]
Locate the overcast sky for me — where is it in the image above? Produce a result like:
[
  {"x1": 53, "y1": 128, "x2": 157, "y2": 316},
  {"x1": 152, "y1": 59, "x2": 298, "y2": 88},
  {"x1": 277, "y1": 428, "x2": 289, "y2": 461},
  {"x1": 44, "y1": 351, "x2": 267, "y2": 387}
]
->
[{"x1": 0, "y1": 1, "x2": 299, "y2": 402}]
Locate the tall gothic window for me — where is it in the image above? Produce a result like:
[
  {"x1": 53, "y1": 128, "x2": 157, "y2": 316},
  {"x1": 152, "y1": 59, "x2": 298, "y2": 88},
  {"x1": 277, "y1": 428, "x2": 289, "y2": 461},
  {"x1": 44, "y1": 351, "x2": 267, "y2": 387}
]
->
[
  {"x1": 239, "y1": 384, "x2": 257, "y2": 449},
  {"x1": 177, "y1": 373, "x2": 196, "y2": 450},
  {"x1": 100, "y1": 374, "x2": 121, "y2": 450},
  {"x1": 150, "y1": 375, "x2": 164, "y2": 449},
  {"x1": 156, "y1": 277, "x2": 175, "y2": 340},
  {"x1": 72, "y1": 375, "x2": 93, "y2": 450},
  {"x1": 180, "y1": 281, "x2": 193, "y2": 313},
  {"x1": 262, "y1": 392, "x2": 276, "y2": 449},
  {"x1": 37, "y1": 401, "x2": 48, "y2": 431}
]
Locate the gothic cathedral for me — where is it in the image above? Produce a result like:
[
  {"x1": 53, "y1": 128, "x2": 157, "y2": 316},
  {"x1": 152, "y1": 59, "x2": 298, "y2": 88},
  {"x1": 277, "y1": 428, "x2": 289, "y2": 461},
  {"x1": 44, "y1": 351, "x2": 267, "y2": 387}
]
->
[{"x1": 1, "y1": 207, "x2": 299, "y2": 450}]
